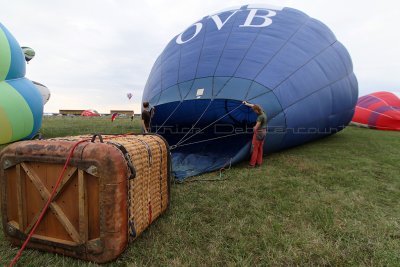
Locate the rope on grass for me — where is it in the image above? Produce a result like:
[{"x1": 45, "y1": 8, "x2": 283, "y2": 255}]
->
[{"x1": 175, "y1": 158, "x2": 233, "y2": 183}]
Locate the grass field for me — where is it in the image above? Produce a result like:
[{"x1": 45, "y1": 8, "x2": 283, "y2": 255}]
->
[{"x1": 0, "y1": 116, "x2": 399, "y2": 266}]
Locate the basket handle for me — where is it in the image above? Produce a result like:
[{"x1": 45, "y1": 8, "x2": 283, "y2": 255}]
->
[{"x1": 91, "y1": 133, "x2": 104, "y2": 143}]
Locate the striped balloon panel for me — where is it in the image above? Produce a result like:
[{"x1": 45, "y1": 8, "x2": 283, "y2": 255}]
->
[{"x1": 352, "y1": 92, "x2": 400, "y2": 130}]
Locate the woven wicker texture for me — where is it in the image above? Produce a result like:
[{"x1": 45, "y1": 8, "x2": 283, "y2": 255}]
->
[
  {"x1": 47, "y1": 134, "x2": 169, "y2": 241},
  {"x1": 111, "y1": 135, "x2": 169, "y2": 240}
]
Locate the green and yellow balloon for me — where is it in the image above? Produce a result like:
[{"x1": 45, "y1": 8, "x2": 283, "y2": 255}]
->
[{"x1": 0, "y1": 23, "x2": 43, "y2": 145}]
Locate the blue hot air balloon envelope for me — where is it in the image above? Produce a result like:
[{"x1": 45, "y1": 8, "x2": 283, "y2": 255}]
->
[{"x1": 142, "y1": 4, "x2": 358, "y2": 180}]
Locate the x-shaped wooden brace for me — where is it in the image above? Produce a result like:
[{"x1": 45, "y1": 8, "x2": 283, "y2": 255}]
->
[{"x1": 16, "y1": 163, "x2": 88, "y2": 244}]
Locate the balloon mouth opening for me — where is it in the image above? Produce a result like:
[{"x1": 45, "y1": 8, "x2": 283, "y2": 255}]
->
[
  {"x1": 170, "y1": 134, "x2": 252, "y2": 180},
  {"x1": 151, "y1": 99, "x2": 256, "y2": 179}
]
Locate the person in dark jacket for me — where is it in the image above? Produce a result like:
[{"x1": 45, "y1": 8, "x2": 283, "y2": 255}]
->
[{"x1": 141, "y1": 102, "x2": 151, "y2": 133}]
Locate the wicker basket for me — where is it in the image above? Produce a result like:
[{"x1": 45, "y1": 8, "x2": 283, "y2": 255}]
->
[{"x1": 0, "y1": 133, "x2": 171, "y2": 263}]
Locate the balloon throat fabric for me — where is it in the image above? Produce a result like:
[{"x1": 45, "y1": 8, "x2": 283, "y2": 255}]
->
[
  {"x1": 156, "y1": 101, "x2": 246, "y2": 151},
  {"x1": 153, "y1": 100, "x2": 251, "y2": 180}
]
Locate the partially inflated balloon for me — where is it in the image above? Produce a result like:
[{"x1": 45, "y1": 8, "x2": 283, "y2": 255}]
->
[
  {"x1": 111, "y1": 112, "x2": 118, "y2": 122},
  {"x1": 352, "y1": 91, "x2": 399, "y2": 131},
  {"x1": 81, "y1": 109, "x2": 100, "y2": 116},
  {"x1": 142, "y1": 4, "x2": 358, "y2": 179},
  {"x1": 0, "y1": 23, "x2": 43, "y2": 145}
]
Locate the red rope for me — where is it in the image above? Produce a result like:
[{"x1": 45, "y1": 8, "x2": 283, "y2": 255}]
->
[
  {"x1": 8, "y1": 139, "x2": 90, "y2": 267},
  {"x1": 148, "y1": 201, "x2": 153, "y2": 225},
  {"x1": 8, "y1": 133, "x2": 136, "y2": 266}
]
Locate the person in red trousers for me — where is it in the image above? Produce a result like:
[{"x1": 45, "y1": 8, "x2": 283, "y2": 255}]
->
[{"x1": 243, "y1": 101, "x2": 267, "y2": 167}]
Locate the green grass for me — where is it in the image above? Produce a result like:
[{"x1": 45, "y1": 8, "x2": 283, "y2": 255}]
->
[
  {"x1": 0, "y1": 117, "x2": 399, "y2": 266},
  {"x1": 40, "y1": 116, "x2": 142, "y2": 137}
]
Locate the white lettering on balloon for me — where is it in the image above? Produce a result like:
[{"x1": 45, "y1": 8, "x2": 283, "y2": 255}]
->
[
  {"x1": 176, "y1": 9, "x2": 278, "y2": 44},
  {"x1": 210, "y1": 10, "x2": 239, "y2": 30},
  {"x1": 176, "y1": 23, "x2": 203, "y2": 44},
  {"x1": 239, "y1": 9, "x2": 276, "y2": 28}
]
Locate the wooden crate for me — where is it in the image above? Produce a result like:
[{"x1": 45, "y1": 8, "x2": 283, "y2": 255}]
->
[{"x1": 0, "y1": 134, "x2": 171, "y2": 263}]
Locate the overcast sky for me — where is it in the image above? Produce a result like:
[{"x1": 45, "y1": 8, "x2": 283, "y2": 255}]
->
[{"x1": 0, "y1": 0, "x2": 399, "y2": 113}]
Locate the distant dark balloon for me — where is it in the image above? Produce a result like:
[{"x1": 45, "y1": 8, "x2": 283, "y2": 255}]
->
[
  {"x1": 352, "y1": 91, "x2": 400, "y2": 131},
  {"x1": 21, "y1": 46, "x2": 35, "y2": 62},
  {"x1": 127, "y1": 93, "x2": 133, "y2": 100},
  {"x1": 142, "y1": 4, "x2": 358, "y2": 180}
]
